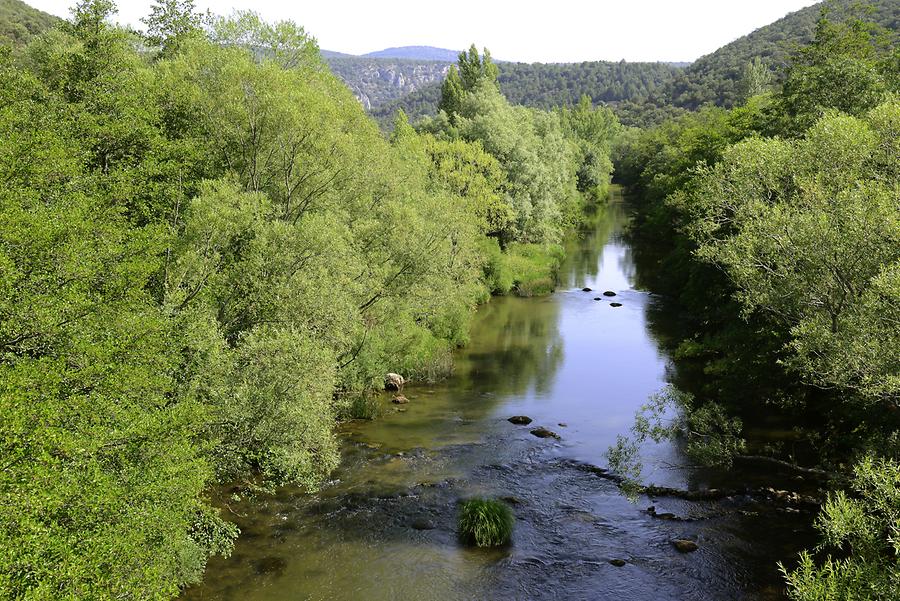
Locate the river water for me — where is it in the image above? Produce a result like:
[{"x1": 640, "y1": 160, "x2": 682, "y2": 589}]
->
[{"x1": 183, "y1": 188, "x2": 814, "y2": 601}]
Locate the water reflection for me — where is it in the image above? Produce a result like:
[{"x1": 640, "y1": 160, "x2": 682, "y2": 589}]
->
[{"x1": 456, "y1": 296, "x2": 564, "y2": 398}]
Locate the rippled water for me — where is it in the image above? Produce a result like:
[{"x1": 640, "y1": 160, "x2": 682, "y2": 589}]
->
[{"x1": 183, "y1": 188, "x2": 815, "y2": 601}]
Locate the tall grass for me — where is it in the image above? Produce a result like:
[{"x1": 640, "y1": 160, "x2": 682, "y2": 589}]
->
[{"x1": 458, "y1": 498, "x2": 514, "y2": 547}]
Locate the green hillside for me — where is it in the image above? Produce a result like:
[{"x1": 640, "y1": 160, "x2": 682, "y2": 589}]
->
[
  {"x1": 0, "y1": 0, "x2": 59, "y2": 46},
  {"x1": 661, "y1": 0, "x2": 899, "y2": 109}
]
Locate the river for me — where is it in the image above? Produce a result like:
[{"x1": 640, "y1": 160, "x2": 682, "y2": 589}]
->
[{"x1": 183, "y1": 187, "x2": 814, "y2": 601}]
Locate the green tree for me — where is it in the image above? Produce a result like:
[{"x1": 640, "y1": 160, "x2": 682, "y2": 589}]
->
[
  {"x1": 142, "y1": 0, "x2": 203, "y2": 54},
  {"x1": 0, "y1": 51, "x2": 236, "y2": 600},
  {"x1": 737, "y1": 56, "x2": 771, "y2": 103},
  {"x1": 457, "y1": 44, "x2": 498, "y2": 91},
  {"x1": 209, "y1": 10, "x2": 321, "y2": 71},
  {"x1": 779, "y1": 11, "x2": 894, "y2": 132},
  {"x1": 438, "y1": 64, "x2": 465, "y2": 122}
]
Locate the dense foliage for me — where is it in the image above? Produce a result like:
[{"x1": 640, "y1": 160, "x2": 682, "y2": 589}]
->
[
  {"x1": 408, "y1": 46, "x2": 620, "y2": 294},
  {"x1": 614, "y1": 9, "x2": 899, "y2": 599},
  {"x1": 0, "y1": 5, "x2": 616, "y2": 599}
]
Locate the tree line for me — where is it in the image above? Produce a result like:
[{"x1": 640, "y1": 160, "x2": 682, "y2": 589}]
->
[{"x1": 0, "y1": 2, "x2": 618, "y2": 598}]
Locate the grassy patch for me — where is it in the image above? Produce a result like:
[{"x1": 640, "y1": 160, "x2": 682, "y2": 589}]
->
[
  {"x1": 458, "y1": 498, "x2": 514, "y2": 547},
  {"x1": 504, "y1": 243, "x2": 564, "y2": 297},
  {"x1": 336, "y1": 393, "x2": 381, "y2": 421},
  {"x1": 479, "y1": 238, "x2": 565, "y2": 297}
]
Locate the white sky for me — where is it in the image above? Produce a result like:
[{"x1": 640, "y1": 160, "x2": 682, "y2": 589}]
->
[{"x1": 28, "y1": 0, "x2": 822, "y2": 63}]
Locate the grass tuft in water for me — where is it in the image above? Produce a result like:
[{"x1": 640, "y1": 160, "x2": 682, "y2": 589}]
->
[
  {"x1": 337, "y1": 392, "x2": 381, "y2": 420},
  {"x1": 458, "y1": 498, "x2": 514, "y2": 547}
]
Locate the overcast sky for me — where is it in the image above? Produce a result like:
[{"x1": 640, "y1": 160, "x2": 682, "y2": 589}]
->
[{"x1": 28, "y1": 0, "x2": 822, "y2": 63}]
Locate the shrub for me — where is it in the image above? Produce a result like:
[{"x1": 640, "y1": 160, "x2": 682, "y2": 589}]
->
[{"x1": 458, "y1": 498, "x2": 514, "y2": 547}]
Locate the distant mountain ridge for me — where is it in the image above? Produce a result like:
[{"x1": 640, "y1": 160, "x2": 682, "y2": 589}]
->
[
  {"x1": 320, "y1": 46, "x2": 461, "y2": 61},
  {"x1": 362, "y1": 46, "x2": 460, "y2": 61}
]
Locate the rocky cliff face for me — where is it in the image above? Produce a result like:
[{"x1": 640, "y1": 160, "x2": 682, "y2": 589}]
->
[{"x1": 324, "y1": 58, "x2": 451, "y2": 110}]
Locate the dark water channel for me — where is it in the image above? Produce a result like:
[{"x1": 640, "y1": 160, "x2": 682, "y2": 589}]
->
[{"x1": 183, "y1": 187, "x2": 814, "y2": 601}]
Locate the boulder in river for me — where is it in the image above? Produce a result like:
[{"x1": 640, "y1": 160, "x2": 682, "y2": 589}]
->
[
  {"x1": 392, "y1": 395, "x2": 409, "y2": 404},
  {"x1": 530, "y1": 427, "x2": 561, "y2": 439},
  {"x1": 603, "y1": 291, "x2": 617, "y2": 297},
  {"x1": 609, "y1": 559, "x2": 627, "y2": 567},
  {"x1": 610, "y1": 302, "x2": 623, "y2": 308},
  {"x1": 582, "y1": 287, "x2": 593, "y2": 292},
  {"x1": 672, "y1": 539, "x2": 699, "y2": 553},
  {"x1": 385, "y1": 373, "x2": 405, "y2": 391},
  {"x1": 508, "y1": 415, "x2": 533, "y2": 425},
  {"x1": 593, "y1": 297, "x2": 602, "y2": 301},
  {"x1": 411, "y1": 517, "x2": 436, "y2": 530}
]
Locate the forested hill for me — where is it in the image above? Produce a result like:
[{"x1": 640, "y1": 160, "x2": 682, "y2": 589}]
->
[
  {"x1": 659, "y1": 0, "x2": 899, "y2": 109},
  {"x1": 368, "y1": 0, "x2": 899, "y2": 127},
  {"x1": 0, "y1": 0, "x2": 59, "y2": 45},
  {"x1": 369, "y1": 60, "x2": 683, "y2": 126}
]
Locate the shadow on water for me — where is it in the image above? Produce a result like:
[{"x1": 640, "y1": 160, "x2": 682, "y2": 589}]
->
[{"x1": 183, "y1": 187, "x2": 815, "y2": 601}]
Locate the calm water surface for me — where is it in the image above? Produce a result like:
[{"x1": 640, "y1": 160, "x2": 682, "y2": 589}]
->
[{"x1": 183, "y1": 188, "x2": 813, "y2": 601}]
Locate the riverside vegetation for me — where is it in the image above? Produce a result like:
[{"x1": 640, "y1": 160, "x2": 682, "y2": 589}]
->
[
  {"x1": 611, "y1": 9, "x2": 900, "y2": 600},
  {"x1": 0, "y1": 1, "x2": 618, "y2": 598}
]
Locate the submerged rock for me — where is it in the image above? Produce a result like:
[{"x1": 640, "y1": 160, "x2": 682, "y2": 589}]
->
[
  {"x1": 647, "y1": 506, "x2": 678, "y2": 520},
  {"x1": 508, "y1": 415, "x2": 533, "y2": 425},
  {"x1": 385, "y1": 373, "x2": 405, "y2": 391},
  {"x1": 392, "y1": 395, "x2": 409, "y2": 404},
  {"x1": 411, "y1": 518, "x2": 436, "y2": 530},
  {"x1": 609, "y1": 559, "x2": 627, "y2": 567},
  {"x1": 530, "y1": 427, "x2": 561, "y2": 439},
  {"x1": 603, "y1": 291, "x2": 617, "y2": 297},
  {"x1": 672, "y1": 539, "x2": 699, "y2": 553},
  {"x1": 593, "y1": 297, "x2": 602, "y2": 301},
  {"x1": 252, "y1": 556, "x2": 288, "y2": 575},
  {"x1": 609, "y1": 302, "x2": 623, "y2": 308}
]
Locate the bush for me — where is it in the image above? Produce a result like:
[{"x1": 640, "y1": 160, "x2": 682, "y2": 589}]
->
[
  {"x1": 479, "y1": 237, "x2": 514, "y2": 294},
  {"x1": 458, "y1": 498, "x2": 514, "y2": 547}
]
